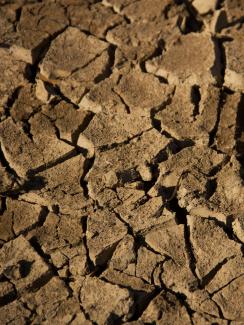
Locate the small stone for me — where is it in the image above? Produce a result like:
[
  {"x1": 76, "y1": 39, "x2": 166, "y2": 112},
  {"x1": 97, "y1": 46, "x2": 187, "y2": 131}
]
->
[{"x1": 193, "y1": 0, "x2": 218, "y2": 15}]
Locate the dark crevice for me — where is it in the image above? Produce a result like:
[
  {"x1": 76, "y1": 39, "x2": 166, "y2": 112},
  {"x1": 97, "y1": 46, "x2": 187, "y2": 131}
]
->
[
  {"x1": 98, "y1": 128, "x2": 152, "y2": 152},
  {"x1": 209, "y1": 89, "x2": 227, "y2": 147},
  {"x1": 3, "y1": 86, "x2": 23, "y2": 119},
  {"x1": 213, "y1": 37, "x2": 226, "y2": 86},
  {"x1": 180, "y1": 1, "x2": 203, "y2": 33},
  {"x1": 80, "y1": 156, "x2": 95, "y2": 198},
  {"x1": 143, "y1": 163, "x2": 160, "y2": 194},
  {"x1": 71, "y1": 112, "x2": 95, "y2": 144},
  {"x1": 0, "y1": 196, "x2": 7, "y2": 215},
  {"x1": 81, "y1": 216, "x2": 95, "y2": 274},
  {"x1": 209, "y1": 273, "x2": 244, "y2": 298},
  {"x1": 27, "y1": 149, "x2": 78, "y2": 176},
  {"x1": 200, "y1": 256, "x2": 234, "y2": 289},
  {"x1": 20, "y1": 205, "x2": 49, "y2": 236},
  {"x1": 150, "y1": 93, "x2": 174, "y2": 132},
  {"x1": 1, "y1": 175, "x2": 46, "y2": 198},
  {"x1": 94, "y1": 45, "x2": 116, "y2": 83},
  {"x1": 140, "y1": 40, "x2": 164, "y2": 73},
  {"x1": 129, "y1": 287, "x2": 161, "y2": 321},
  {"x1": 112, "y1": 88, "x2": 131, "y2": 114},
  {"x1": 0, "y1": 144, "x2": 21, "y2": 183},
  {"x1": 26, "y1": 25, "x2": 69, "y2": 83},
  {"x1": 0, "y1": 279, "x2": 17, "y2": 307},
  {"x1": 167, "y1": 197, "x2": 200, "y2": 286},
  {"x1": 205, "y1": 178, "x2": 217, "y2": 199},
  {"x1": 21, "y1": 120, "x2": 33, "y2": 141},
  {"x1": 167, "y1": 196, "x2": 186, "y2": 224},
  {"x1": 191, "y1": 85, "x2": 201, "y2": 119},
  {"x1": 235, "y1": 94, "x2": 244, "y2": 169},
  {"x1": 40, "y1": 81, "x2": 81, "y2": 108}
]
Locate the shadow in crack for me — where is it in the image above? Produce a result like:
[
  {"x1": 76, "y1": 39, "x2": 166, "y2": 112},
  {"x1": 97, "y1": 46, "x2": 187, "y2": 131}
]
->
[{"x1": 236, "y1": 94, "x2": 244, "y2": 177}]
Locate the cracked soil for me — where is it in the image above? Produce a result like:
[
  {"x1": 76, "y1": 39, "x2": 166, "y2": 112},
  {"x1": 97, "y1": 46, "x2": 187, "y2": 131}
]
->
[{"x1": 0, "y1": 0, "x2": 243, "y2": 324}]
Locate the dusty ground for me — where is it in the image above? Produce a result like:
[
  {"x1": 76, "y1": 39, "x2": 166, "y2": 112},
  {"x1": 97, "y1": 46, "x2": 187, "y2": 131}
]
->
[{"x1": 0, "y1": 0, "x2": 243, "y2": 324}]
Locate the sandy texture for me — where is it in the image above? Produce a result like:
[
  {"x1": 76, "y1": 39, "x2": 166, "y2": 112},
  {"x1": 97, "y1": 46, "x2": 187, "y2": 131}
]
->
[{"x1": 0, "y1": 0, "x2": 243, "y2": 324}]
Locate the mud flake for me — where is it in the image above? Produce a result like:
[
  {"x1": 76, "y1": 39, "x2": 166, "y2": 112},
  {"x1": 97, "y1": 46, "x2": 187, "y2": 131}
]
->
[
  {"x1": 20, "y1": 155, "x2": 90, "y2": 213},
  {"x1": 157, "y1": 83, "x2": 220, "y2": 145},
  {"x1": 0, "y1": 300, "x2": 31, "y2": 324},
  {"x1": 188, "y1": 215, "x2": 241, "y2": 279},
  {"x1": 0, "y1": 115, "x2": 73, "y2": 177},
  {"x1": 114, "y1": 68, "x2": 174, "y2": 114},
  {"x1": 140, "y1": 291, "x2": 192, "y2": 324},
  {"x1": 10, "y1": 2, "x2": 68, "y2": 64},
  {"x1": 110, "y1": 234, "x2": 136, "y2": 275},
  {"x1": 87, "y1": 208, "x2": 127, "y2": 266},
  {"x1": 0, "y1": 235, "x2": 50, "y2": 293},
  {"x1": 192, "y1": 0, "x2": 218, "y2": 15},
  {"x1": 39, "y1": 27, "x2": 110, "y2": 104},
  {"x1": 80, "y1": 277, "x2": 134, "y2": 324},
  {"x1": 87, "y1": 129, "x2": 169, "y2": 205},
  {"x1": 212, "y1": 275, "x2": 244, "y2": 321},
  {"x1": 146, "y1": 33, "x2": 221, "y2": 86},
  {"x1": 42, "y1": 101, "x2": 88, "y2": 143},
  {"x1": 0, "y1": 48, "x2": 28, "y2": 111},
  {"x1": 68, "y1": 2, "x2": 123, "y2": 38},
  {"x1": 224, "y1": 29, "x2": 244, "y2": 92},
  {"x1": 233, "y1": 216, "x2": 244, "y2": 243},
  {"x1": 136, "y1": 246, "x2": 164, "y2": 284}
]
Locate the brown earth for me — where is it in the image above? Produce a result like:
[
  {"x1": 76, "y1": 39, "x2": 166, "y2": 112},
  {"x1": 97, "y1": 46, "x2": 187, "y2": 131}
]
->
[{"x1": 0, "y1": 0, "x2": 243, "y2": 324}]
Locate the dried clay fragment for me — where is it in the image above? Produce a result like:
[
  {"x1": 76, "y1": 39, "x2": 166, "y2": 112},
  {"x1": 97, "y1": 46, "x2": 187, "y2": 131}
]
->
[
  {"x1": 146, "y1": 33, "x2": 221, "y2": 86},
  {"x1": 39, "y1": 27, "x2": 110, "y2": 104},
  {"x1": 0, "y1": 235, "x2": 50, "y2": 293},
  {"x1": 80, "y1": 277, "x2": 134, "y2": 324},
  {"x1": 224, "y1": 28, "x2": 244, "y2": 92}
]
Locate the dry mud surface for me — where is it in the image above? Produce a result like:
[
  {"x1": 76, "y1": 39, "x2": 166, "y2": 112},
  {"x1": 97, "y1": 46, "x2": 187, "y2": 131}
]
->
[{"x1": 0, "y1": 0, "x2": 244, "y2": 324}]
